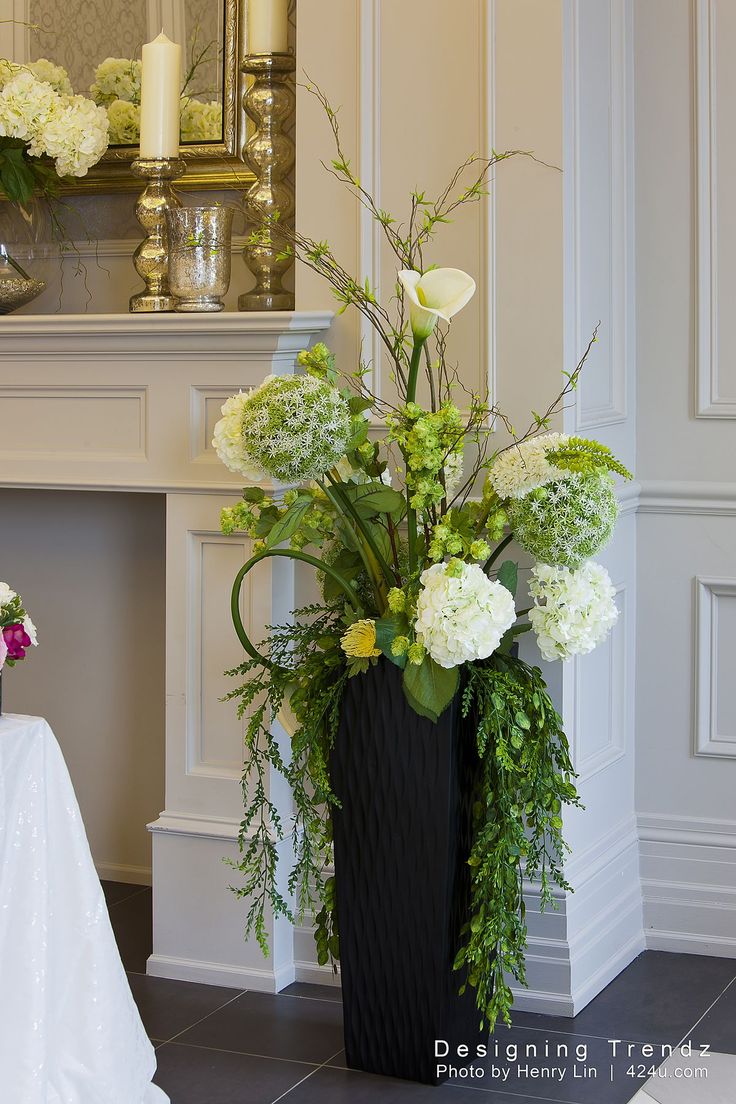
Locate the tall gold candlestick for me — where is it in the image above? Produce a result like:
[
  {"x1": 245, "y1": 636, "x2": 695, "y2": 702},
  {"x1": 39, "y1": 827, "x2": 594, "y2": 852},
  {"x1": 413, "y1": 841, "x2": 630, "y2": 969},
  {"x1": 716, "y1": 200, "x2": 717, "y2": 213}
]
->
[
  {"x1": 239, "y1": 53, "x2": 296, "y2": 312},
  {"x1": 129, "y1": 157, "x2": 186, "y2": 313}
]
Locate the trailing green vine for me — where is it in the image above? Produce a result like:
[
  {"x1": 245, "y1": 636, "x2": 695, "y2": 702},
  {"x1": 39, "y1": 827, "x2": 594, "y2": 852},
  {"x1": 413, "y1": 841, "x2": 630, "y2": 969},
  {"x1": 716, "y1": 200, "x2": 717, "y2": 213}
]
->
[
  {"x1": 224, "y1": 605, "x2": 347, "y2": 958},
  {"x1": 456, "y1": 655, "x2": 581, "y2": 1027}
]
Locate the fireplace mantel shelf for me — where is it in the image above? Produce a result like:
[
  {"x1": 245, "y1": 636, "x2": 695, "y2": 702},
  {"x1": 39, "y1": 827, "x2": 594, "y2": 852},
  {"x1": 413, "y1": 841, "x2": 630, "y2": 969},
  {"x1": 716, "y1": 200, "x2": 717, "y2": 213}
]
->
[
  {"x1": 0, "y1": 311, "x2": 334, "y2": 339},
  {"x1": 0, "y1": 309, "x2": 334, "y2": 494}
]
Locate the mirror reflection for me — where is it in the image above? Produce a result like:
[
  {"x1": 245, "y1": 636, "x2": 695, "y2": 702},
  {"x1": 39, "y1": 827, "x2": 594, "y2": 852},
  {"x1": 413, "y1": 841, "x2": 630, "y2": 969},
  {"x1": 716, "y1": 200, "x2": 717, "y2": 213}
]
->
[{"x1": 1, "y1": 1, "x2": 226, "y2": 148}]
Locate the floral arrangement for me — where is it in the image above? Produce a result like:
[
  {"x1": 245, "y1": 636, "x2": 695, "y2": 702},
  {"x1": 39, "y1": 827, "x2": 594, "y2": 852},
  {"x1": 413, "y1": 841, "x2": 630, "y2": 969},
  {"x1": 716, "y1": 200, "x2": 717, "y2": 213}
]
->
[
  {"x1": 90, "y1": 55, "x2": 223, "y2": 146},
  {"x1": 0, "y1": 581, "x2": 37, "y2": 671},
  {"x1": 215, "y1": 93, "x2": 632, "y2": 1028},
  {"x1": 0, "y1": 58, "x2": 109, "y2": 198}
]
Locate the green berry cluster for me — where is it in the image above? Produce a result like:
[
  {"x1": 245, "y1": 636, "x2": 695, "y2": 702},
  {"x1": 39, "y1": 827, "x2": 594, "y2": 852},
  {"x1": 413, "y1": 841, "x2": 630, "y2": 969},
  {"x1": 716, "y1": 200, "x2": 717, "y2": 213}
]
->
[{"x1": 387, "y1": 401, "x2": 464, "y2": 512}]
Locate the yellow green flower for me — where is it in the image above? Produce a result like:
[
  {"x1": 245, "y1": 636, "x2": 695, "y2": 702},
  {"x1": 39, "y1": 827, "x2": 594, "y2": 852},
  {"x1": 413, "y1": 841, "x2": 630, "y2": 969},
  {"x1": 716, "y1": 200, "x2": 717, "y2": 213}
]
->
[
  {"x1": 340, "y1": 619, "x2": 381, "y2": 659},
  {"x1": 387, "y1": 588, "x2": 406, "y2": 613}
]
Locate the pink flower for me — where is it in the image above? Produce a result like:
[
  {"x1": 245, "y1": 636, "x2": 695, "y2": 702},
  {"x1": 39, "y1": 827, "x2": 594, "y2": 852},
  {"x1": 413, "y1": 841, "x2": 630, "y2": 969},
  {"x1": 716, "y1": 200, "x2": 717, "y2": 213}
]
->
[
  {"x1": 3, "y1": 623, "x2": 31, "y2": 660},
  {"x1": 0, "y1": 634, "x2": 6, "y2": 671}
]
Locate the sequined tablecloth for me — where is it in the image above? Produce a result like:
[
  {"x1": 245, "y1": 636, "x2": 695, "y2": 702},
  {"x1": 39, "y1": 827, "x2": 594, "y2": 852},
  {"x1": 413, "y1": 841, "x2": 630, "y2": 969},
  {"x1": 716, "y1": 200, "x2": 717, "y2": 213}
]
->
[{"x1": 0, "y1": 713, "x2": 169, "y2": 1103}]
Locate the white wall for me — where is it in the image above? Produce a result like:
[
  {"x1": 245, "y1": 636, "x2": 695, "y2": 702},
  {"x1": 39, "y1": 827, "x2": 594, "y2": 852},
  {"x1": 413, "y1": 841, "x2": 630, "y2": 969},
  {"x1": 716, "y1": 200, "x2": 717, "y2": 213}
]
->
[
  {"x1": 635, "y1": 0, "x2": 736, "y2": 955},
  {"x1": 0, "y1": 489, "x2": 166, "y2": 883}
]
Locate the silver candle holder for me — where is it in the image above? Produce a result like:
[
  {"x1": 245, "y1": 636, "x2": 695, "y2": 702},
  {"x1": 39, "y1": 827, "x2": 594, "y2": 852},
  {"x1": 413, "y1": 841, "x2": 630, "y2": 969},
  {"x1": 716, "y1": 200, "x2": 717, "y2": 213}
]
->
[
  {"x1": 239, "y1": 52, "x2": 295, "y2": 312},
  {"x1": 129, "y1": 157, "x2": 186, "y2": 313}
]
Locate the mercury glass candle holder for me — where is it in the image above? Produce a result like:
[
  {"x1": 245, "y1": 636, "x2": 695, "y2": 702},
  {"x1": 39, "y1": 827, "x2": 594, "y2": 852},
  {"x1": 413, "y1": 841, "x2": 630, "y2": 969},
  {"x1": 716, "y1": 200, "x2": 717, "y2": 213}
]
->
[
  {"x1": 165, "y1": 206, "x2": 234, "y2": 312},
  {"x1": 239, "y1": 52, "x2": 295, "y2": 311},
  {"x1": 129, "y1": 157, "x2": 186, "y2": 313}
]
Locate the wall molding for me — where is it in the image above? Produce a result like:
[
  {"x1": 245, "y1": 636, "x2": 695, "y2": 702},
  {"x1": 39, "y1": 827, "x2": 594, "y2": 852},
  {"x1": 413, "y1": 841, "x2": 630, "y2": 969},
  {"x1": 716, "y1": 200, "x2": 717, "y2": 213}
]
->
[
  {"x1": 147, "y1": 953, "x2": 296, "y2": 992},
  {"x1": 95, "y1": 861, "x2": 152, "y2": 886},
  {"x1": 694, "y1": 576, "x2": 736, "y2": 758},
  {"x1": 358, "y1": 0, "x2": 383, "y2": 396},
  {"x1": 694, "y1": 0, "x2": 736, "y2": 417},
  {"x1": 639, "y1": 812, "x2": 736, "y2": 957},
  {"x1": 638, "y1": 480, "x2": 736, "y2": 516},
  {"x1": 566, "y1": 0, "x2": 629, "y2": 430}
]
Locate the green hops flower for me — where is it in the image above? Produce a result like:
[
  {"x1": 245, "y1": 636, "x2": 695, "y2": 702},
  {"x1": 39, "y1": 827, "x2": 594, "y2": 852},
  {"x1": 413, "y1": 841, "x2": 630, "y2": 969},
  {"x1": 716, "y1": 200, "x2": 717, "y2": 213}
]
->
[
  {"x1": 470, "y1": 539, "x2": 491, "y2": 561},
  {"x1": 391, "y1": 635, "x2": 409, "y2": 657},
  {"x1": 235, "y1": 374, "x2": 352, "y2": 483},
  {"x1": 297, "y1": 342, "x2": 336, "y2": 380},
  {"x1": 508, "y1": 472, "x2": 618, "y2": 568},
  {"x1": 407, "y1": 641, "x2": 426, "y2": 665},
  {"x1": 387, "y1": 588, "x2": 406, "y2": 613}
]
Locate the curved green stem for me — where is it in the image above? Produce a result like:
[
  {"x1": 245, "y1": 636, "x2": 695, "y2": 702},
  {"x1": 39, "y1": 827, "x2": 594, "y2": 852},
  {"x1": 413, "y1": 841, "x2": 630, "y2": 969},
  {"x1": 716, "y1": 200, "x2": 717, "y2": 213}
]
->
[
  {"x1": 405, "y1": 337, "x2": 426, "y2": 573},
  {"x1": 483, "y1": 533, "x2": 514, "y2": 574},
  {"x1": 231, "y1": 548, "x2": 362, "y2": 668},
  {"x1": 320, "y1": 480, "x2": 386, "y2": 611}
]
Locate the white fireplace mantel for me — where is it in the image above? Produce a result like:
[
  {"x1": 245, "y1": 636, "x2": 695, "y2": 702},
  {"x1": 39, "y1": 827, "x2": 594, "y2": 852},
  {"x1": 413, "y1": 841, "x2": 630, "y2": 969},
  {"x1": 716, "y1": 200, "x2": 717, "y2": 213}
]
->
[
  {"x1": 0, "y1": 312, "x2": 334, "y2": 495},
  {"x1": 0, "y1": 310, "x2": 334, "y2": 992}
]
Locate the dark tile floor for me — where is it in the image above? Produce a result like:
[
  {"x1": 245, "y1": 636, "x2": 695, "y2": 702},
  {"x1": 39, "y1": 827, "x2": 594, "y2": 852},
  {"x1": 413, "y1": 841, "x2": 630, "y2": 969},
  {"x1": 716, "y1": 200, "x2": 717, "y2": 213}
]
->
[{"x1": 104, "y1": 881, "x2": 736, "y2": 1104}]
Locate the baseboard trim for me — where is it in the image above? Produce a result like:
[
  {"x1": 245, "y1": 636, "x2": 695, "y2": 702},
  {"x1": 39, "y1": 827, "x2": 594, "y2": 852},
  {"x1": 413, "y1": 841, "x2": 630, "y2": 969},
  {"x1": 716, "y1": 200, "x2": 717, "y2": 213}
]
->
[
  {"x1": 571, "y1": 926, "x2": 645, "y2": 1013},
  {"x1": 644, "y1": 929, "x2": 736, "y2": 957},
  {"x1": 96, "y1": 861, "x2": 152, "y2": 886},
  {"x1": 293, "y1": 960, "x2": 342, "y2": 987},
  {"x1": 147, "y1": 953, "x2": 296, "y2": 992}
]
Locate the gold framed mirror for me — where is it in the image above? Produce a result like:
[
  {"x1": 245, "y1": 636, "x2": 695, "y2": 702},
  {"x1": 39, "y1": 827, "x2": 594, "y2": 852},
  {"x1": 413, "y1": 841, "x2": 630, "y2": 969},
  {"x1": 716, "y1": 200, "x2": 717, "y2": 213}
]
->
[{"x1": 0, "y1": 0, "x2": 253, "y2": 192}]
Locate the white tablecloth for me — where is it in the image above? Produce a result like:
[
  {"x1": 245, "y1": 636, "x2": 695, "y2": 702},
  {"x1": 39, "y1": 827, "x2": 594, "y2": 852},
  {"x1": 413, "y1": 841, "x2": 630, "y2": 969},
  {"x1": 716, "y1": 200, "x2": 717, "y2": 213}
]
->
[{"x1": 0, "y1": 713, "x2": 169, "y2": 1103}]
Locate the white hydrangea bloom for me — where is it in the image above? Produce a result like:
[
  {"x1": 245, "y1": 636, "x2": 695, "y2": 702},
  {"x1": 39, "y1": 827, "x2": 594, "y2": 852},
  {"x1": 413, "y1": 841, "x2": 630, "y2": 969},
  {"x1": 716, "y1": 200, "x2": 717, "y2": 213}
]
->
[
  {"x1": 528, "y1": 561, "x2": 618, "y2": 662},
  {"x1": 106, "y1": 99, "x2": 141, "y2": 145},
  {"x1": 41, "y1": 93, "x2": 109, "y2": 176},
  {"x1": 180, "y1": 98, "x2": 223, "y2": 142},
  {"x1": 0, "y1": 582, "x2": 17, "y2": 608},
  {"x1": 27, "y1": 59, "x2": 73, "y2": 96},
  {"x1": 0, "y1": 70, "x2": 57, "y2": 143},
  {"x1": 415, "y1": 561, "x2": 517, "y2": 669},
  {"x1": 90, "y1": 58, "x2": 142, "y2": 106},
  {"x1": 488, "y1": 432, "x2": 570, "y2": 500},
  {"x1": 212, "y1": 390, "x2": 265, "y2": 480}
]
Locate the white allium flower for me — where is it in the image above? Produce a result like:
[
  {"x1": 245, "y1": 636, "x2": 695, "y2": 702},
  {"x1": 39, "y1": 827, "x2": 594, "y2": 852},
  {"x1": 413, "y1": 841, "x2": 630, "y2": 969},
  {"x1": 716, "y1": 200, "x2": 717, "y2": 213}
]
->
[
  {"x1": 414, "y1": 560, "x2": 517, "y2": 669},
  {"x1": 27, "y1": 59, "x2": 73, "y2": 96},
  {"x1": 212, "y1": 390, "x2": 265, "y2": 480},
  {"x1": 90, "y1": 57, "x2": 142, "y2": 106},
  {"x1": 41, "y1": 93, "x2": 109, "y2": 176},
  {"x1": 488, "y1": 433, "x2": 570, "y2": 500},
  {"x1": 22, "y1": 615, "x2": 38, "y2": 646},
  {"x1": 106, "y1": 99, "x2": 141, "y2": 145},
  {"x1": 528, "y1": 561, "x2": 618, "y2": 662},
  {"x1": 180, "y1": 98, "x2": 223, "y2": 142},
  {"x1": 0, "y1": 582, "x2": 17, "y2": 608},
  {"x1": 509, "y1": 472, "x2": 618, "y2": 569}
]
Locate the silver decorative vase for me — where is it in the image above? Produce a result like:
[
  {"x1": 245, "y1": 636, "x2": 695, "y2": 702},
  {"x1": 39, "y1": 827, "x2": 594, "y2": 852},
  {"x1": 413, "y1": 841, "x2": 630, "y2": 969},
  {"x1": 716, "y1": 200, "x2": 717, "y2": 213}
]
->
[{"x1": 166, "y1": 206, "x2": 234, "y2": 312}]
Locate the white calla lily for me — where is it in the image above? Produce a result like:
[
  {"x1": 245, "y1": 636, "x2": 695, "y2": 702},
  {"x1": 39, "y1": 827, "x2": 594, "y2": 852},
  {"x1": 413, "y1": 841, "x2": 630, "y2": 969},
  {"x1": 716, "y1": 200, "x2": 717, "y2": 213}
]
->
[{"x1": 398, "y1": 267, "x2": 476, "y2": 340}]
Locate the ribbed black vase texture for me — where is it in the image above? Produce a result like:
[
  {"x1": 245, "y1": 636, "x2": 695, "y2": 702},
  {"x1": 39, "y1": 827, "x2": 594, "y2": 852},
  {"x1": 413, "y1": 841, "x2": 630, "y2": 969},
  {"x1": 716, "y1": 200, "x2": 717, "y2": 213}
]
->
[{"x1": 330, "y1": 659, "x2": 485, "y2": 1085}]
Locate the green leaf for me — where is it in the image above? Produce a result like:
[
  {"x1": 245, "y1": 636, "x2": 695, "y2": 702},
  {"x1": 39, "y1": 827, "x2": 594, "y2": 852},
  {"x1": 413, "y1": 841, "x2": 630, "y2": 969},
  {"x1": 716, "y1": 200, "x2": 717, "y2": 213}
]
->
[
  {"x1": 342, "y1": 481, "x2": 406, "y2": 516},
  {"x1": 242, "y1": 487, "x2": 266, "y2": 503},
  {"x1": 264, "y1": 499, "x2": 311, "y2": 549},
  {"x1": 403, "y1": 657, "x2": 459, "y2": 723},
  {"x1": 497, "y1": 560, "x2": 518, "y2": 598},
  {"x1": 0, "y1": 147, "x2": 35, "y2": 205},
  {"x1": 374, "y1": 613, "x2": 408, "y2": 669}
]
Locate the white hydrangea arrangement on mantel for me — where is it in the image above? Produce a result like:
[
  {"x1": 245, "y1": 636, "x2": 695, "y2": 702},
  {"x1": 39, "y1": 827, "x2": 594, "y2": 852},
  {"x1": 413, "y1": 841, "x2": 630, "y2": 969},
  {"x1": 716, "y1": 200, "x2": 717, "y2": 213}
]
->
[{"x1": 208, "y1": 86, "x2": 634, "y2": 1041}]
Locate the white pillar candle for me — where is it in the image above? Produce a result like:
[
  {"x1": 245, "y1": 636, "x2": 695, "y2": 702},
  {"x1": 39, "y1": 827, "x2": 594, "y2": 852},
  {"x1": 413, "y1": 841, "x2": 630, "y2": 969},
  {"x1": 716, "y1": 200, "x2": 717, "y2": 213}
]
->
[
  {"x1": 248, "y1": 0, "x2": 289, "y2": 54},
  {"x1": 139, "y1": 31, "x2": 182, "y2": 159}
]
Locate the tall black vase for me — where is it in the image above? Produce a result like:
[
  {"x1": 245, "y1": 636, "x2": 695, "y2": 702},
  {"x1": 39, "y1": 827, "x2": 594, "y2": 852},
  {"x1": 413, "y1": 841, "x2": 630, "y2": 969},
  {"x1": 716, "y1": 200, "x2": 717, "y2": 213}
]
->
[{"x1": 330, "y1": 659, "x2": 485, "y2": 1085}]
